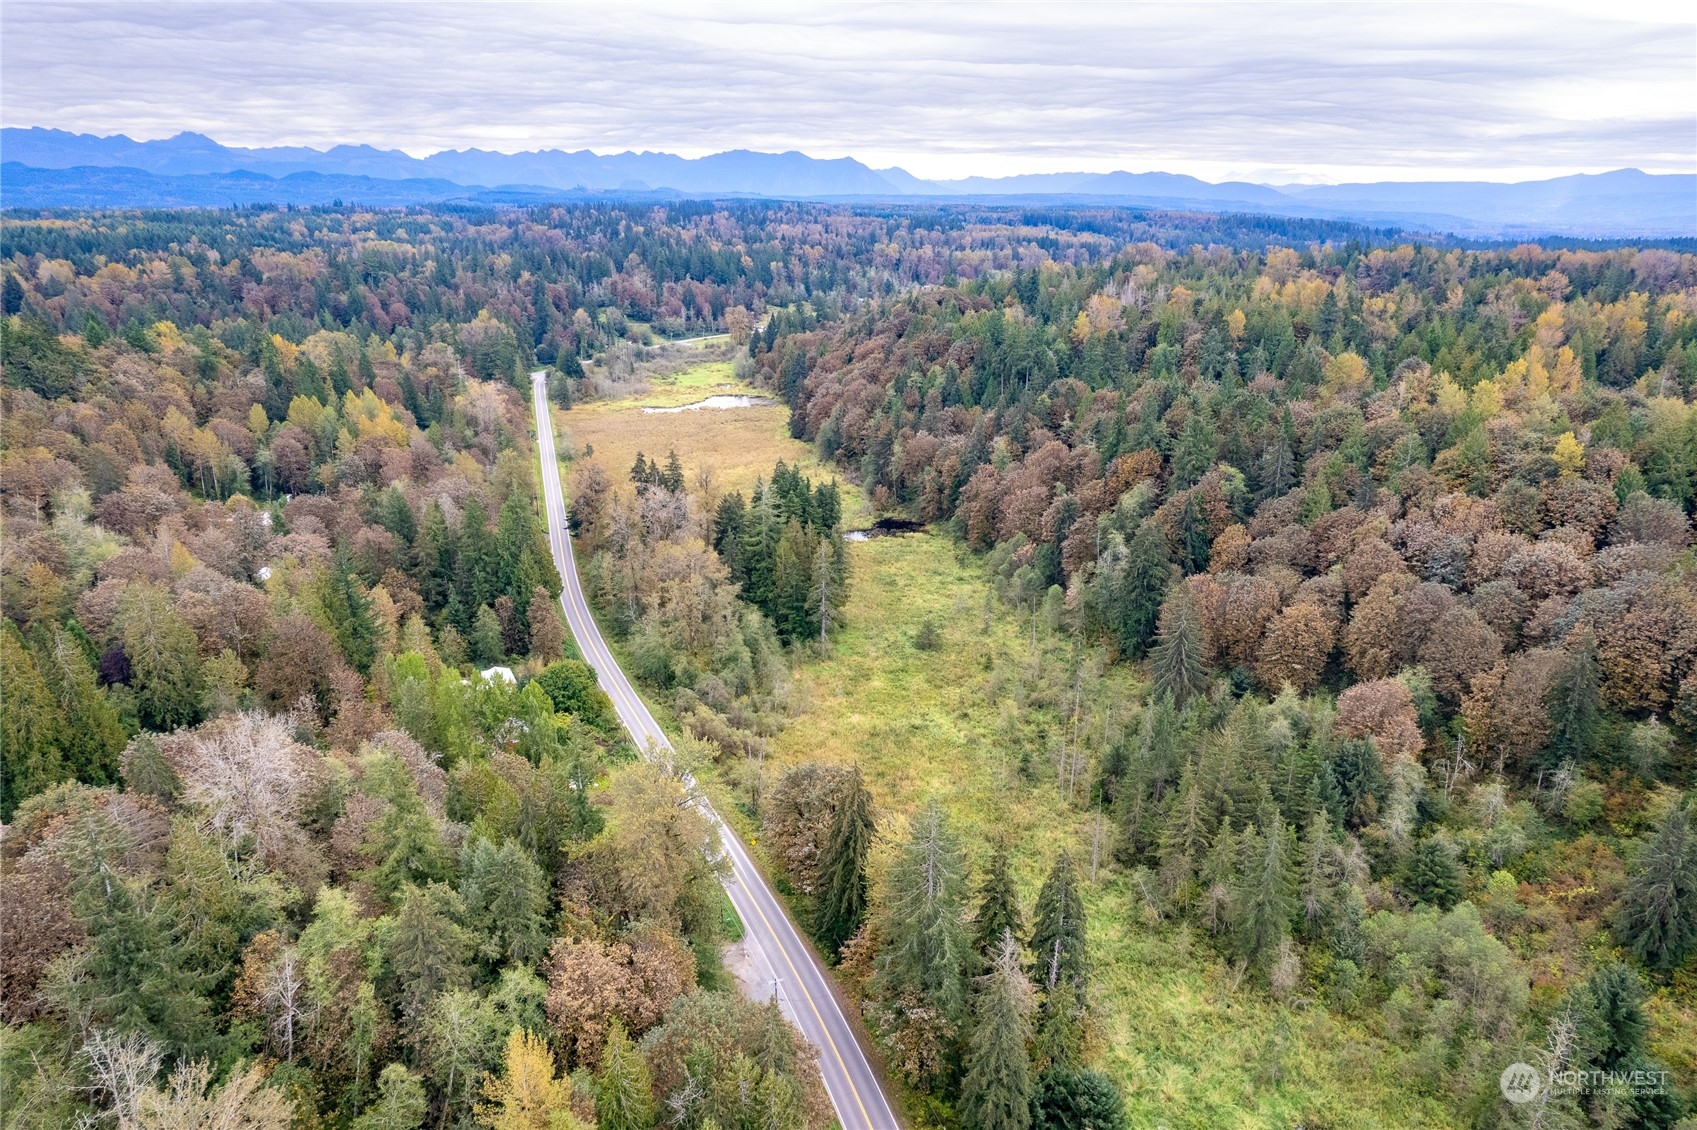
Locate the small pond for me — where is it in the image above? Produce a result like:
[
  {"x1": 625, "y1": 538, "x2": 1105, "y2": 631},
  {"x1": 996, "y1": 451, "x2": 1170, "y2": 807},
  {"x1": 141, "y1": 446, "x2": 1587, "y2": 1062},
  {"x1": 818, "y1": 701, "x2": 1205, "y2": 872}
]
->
[
  {"x1": 641, "y1": 394, "x2": 778, "y2": 414},
  {"x1": 843, "y1": 517, "x2": 927, "y2": 541}
]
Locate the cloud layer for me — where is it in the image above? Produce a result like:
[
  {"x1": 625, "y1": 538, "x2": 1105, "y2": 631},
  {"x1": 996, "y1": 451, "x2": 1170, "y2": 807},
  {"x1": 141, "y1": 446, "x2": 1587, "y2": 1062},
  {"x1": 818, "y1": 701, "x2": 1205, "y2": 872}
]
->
[{"x1": 3, "y1": 1, "x2": 1692, "y2": 182}]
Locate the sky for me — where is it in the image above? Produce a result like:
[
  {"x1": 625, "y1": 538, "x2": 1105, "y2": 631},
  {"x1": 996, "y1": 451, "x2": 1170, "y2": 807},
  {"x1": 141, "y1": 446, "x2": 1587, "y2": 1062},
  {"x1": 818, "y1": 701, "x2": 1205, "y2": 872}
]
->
[{"x1": 3, "y1": 1, "x2": 1693, "y2": 184}]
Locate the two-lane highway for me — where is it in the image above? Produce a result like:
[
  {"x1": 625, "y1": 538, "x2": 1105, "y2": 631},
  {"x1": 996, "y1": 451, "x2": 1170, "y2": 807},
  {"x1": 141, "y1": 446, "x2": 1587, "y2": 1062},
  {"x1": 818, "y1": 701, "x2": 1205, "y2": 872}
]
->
[{"x1": 529, "y1": 372, "x2": 901, "y2": 1130}]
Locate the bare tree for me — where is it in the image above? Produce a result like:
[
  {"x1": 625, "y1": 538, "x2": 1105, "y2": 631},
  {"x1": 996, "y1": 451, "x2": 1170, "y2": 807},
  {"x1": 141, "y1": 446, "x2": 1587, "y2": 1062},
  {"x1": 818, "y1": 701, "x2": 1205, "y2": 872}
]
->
[
  {"x1": 81, "y1": 1028, "x2": 163, "y2": 1128},
  {"x1": 169, "y1": 711, "x2": 317, "y2": 864},
  {"x1": 260, "y1": 947, "x2": 311, "y2": 1062}
]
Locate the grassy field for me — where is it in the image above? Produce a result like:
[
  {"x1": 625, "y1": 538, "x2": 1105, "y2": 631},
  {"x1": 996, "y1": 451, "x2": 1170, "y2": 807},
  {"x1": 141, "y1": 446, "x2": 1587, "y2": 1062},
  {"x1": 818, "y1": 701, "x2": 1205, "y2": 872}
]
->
[
  {"x1": 763, "y1": 533, "x2": 1459, "y2": 1130},
  {"x1": 555, "y1": 360, "x2": 869, "y2": 523}
]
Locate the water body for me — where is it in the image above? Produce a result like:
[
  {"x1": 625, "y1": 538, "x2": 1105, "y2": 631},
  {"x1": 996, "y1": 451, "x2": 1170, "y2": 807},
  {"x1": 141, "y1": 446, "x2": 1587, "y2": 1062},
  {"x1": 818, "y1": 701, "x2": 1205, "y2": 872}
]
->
[
  {"x1": 843, "y1": 517, "x2": 926, "y2": 541},
  {"x1": 641, "y1": 394, "x2": 777, "y2": 413}
]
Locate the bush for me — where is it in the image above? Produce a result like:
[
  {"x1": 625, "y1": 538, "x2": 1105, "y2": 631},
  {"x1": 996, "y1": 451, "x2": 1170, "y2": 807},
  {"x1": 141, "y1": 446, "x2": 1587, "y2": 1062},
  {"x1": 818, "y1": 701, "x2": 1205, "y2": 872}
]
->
[
  {"x1": 533, "y1": 659, "x2": 617, "y2": 731},
  {"x1": 913, "y1": 619, "x2": 943, "y2": 651}
]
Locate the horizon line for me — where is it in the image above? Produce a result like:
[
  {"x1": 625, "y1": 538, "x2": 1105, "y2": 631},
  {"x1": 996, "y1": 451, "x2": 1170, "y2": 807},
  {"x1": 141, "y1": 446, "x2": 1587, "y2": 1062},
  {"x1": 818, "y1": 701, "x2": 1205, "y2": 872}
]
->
[{"x1": 7, "y1": 126, "x2": 1694, "y2": 188}]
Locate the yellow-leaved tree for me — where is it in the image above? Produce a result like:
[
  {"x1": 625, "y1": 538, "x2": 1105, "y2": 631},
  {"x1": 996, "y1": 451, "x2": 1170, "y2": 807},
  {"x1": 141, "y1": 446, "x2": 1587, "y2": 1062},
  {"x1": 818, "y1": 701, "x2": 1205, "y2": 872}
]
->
[
  {"x1": 476, "y1": 1028, "x2": 587, "y2": 1130},
  {"x1": 1552, "y1": 431, "x2": 1585, "y2": 476}
]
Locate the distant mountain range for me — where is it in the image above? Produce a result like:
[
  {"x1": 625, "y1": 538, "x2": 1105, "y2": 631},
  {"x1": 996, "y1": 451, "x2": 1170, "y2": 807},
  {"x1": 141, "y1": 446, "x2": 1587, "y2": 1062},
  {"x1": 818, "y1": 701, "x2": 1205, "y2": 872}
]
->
[{"x1": 3, "y1": 128, "x2": 1692, "y2": 238}]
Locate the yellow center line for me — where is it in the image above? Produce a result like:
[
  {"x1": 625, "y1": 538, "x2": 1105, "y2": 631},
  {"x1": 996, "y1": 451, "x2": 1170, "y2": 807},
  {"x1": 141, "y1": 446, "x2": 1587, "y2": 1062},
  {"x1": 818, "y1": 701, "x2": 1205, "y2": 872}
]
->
[{"x1": 730, "y1": 847, "x2": 876, "y2": 1130}]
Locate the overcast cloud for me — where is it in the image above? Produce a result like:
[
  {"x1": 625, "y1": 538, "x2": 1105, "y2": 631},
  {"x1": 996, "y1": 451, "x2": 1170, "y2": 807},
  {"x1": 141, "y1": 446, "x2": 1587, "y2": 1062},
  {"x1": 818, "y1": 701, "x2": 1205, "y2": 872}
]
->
[{"x1": 3, "y1": 1, "x2": 1692, "y2": 183}]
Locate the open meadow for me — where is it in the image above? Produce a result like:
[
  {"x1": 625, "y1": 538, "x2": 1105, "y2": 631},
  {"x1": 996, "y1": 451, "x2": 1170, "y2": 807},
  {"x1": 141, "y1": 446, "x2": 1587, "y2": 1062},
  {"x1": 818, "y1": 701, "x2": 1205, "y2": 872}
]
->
[{"x1": 554, "y1": 359, "x2": 869, "y2": 524}]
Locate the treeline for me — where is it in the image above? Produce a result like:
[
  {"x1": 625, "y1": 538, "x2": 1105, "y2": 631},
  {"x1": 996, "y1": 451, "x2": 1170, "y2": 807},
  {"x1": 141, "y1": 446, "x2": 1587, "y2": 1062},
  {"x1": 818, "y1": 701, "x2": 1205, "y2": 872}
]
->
[{"x1": 758, "y1": 241, "x2": 1697, "y2": 1121}]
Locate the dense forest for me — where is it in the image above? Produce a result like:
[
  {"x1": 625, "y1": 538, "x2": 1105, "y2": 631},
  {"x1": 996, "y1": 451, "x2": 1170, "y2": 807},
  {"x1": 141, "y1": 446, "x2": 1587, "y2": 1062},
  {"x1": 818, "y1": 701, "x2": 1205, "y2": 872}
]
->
[
  {"x1": 3, "y1": 199, "x2": 1696, "y2": 1129},
  {"x1": 750, "y1": 238, "x2": 1697, "y2": 1125}
]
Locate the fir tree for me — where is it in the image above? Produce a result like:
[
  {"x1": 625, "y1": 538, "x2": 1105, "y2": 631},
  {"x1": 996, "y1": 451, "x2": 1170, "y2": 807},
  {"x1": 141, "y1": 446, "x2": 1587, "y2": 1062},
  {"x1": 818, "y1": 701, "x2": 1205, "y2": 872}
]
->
[
  {"x1": 1616, "y1": 798, "x2": 1697, "y2": 973},
  {"x1": 458, "y1": 837, "x2": 549, "y2": 968},
  {"x1": 1548, "y1": 631, "x2": 1601, "y2": 766},
  {"x1": 959, "y1": 932, "x2": 1036, "y2": 1130},
  {"x1": 1114, "y1": 522, "x2": 1171, "y2": 661},
  {"x1": 413, "y1": 501, "x2": 456, "y2": 615},
  {"x1": 322, "y1": 551, "x2": 381, "y2": 675},
  {"x1": 595, "y1": 1019, "x2": 656, "y2": 1130},
  {"x1": 469, "y1": 604, "x2": 505, "y2": 666},
  {"x1": 1231, "y1": 802, "x2": 1298, "y2": 967},
  {"x1": 816, "y1": 768, "x2": 875, "y2": 958},
  {"x1": 38, "y1": 625, "x2": 126, "y2": 787},
  {"x1": 1149, "y1": 587, "x2": 1208, "y2": 708},
  {"x1": 1028, "y1": 851, "x2": 1088, "y2": 1068},
  {"x1": 116, "y1": 582, "x2": 203, "y2": 732},
  {"x1": 1171, "y1": 409, "x2": 1217, "y2": 491},
  {"x1": 873, "y1": 800, "x2": 972, "y2": 1027},
  {"x1": 972, "y1": 842, "x2": 1026, "y2": 959},
  {"x1": 0, "y1": 624, "x2": 66, "y2": 820},
  {"x1": 383, "y1": 883, "x2": 472, "y2": 1023},
  {"x1": 1401, "y1": 837, "x2": 1464, "y2": 911},
  {"x1": 1174, "y1": 491, "x2": 1213, "y2": 574}
]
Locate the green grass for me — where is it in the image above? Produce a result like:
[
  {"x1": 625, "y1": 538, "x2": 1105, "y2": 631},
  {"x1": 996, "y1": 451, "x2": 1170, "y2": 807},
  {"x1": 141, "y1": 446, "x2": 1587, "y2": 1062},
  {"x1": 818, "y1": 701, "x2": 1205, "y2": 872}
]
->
[{"x1": 765, "y1": 533, "x2": 1459, "y2": 1130}]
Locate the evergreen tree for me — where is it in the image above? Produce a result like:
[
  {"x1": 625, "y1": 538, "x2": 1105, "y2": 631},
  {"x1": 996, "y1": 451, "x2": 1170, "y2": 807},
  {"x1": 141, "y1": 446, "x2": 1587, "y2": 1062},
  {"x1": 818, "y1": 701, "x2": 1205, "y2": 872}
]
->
[
  {"x1": 816, "y1": 768, "x2": 874, "y2": 958},
  {"x1": 123, "y1": 733, "x2": 182, "y2": 801},
  {"x1": 1171, "y1": 409, "x2": 1217, "y2": 490},
  {"x1": 1174, "y1": 491, "x2": 1213, "y2": 574},
  {"x1": 378, "y1": 484, "x2": 417, "y2": 547},
  {"x1": 1548, "y1": 631, "x2": 1601, "y2": 765},
  {"x1": 595, "y1": 1019, "x2": 656, "y2": 1130},
  {"x1": 1401, "y1": 837, "x2": 1464, "y2": 910},
  {"x1": 1149, "y1": 587, "x2": 1208, "y2": 708},
  {"x1": 414, "y1": 501, "x2": 456, "y2": 615},
  {"x1": 1028, "y1": 852, "x2": 1088, "y2": 1068},
  {"x1": 874, "y1": 800, "x2": 972, "y2": 1027},
  {"x1": 469, "y1": 604, "x2": 506, "y2": 666},
  {"x1": 66, "y1": 848, "x2": 214, "y2": 1054},
  {"x1": 1572, "y1": 962, "x2": 1649, "y2": 1072},
  {"x1": 383, "y1": 883, "x2": 472, "y2": 1023},
  {"x1": 1617, "y1": 798, "x2": 1697, "y2": 973},
  {"x1": 458, "y1": 837, "x2": 549, "y2": 968},
  {"x1": 770, "y1": 519, "x2": 814, "y2": 641},
  {"x1": 457, "y1": 496, "x2": 501, "y2": 613},
  {"x1": 116, "y1": 582, "x2": 203, "y2": 731},
  {"x1": 323, "y1": 551, "x2": 381, "y2": 675},
  {"x1": 0, "y1": 623, "x2": 67, "y2": 820},
  {"x1": 1113, "y1": 522, "x2": 1171, "y2": 660},
  {"x1": 1231, "y1": 802, "x2": 1298, "y2": 967},
  {"x1": 37, "y1": 625, "x2": 126, "y2": 786},
  {"x1": 973, "y1": 842, "x2": 1026, "y2": 959},
  {"x1": 713, "y1": 492, "x2": 749, "y2": 582},
  {"x1": 960, "y1": 931, "x2": 1036, "y2": 1130},
  {"x1": 1030, "y1": 1066, "x2": 1126, "y2": 1130}
]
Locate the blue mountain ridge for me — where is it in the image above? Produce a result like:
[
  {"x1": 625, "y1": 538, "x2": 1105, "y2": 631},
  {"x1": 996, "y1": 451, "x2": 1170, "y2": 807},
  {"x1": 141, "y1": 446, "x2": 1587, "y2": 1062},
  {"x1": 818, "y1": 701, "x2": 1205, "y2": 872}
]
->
[{"x1": 2, "y1": 129, "x2": 1691, "y2": 238}]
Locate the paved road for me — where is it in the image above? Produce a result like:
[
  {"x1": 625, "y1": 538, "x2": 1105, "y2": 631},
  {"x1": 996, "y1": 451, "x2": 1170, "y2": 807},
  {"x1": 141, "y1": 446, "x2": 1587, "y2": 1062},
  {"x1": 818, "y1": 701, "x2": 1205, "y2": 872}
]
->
[{"x1": 530, "y1": 372, "x2": 901, "y2": 1130}]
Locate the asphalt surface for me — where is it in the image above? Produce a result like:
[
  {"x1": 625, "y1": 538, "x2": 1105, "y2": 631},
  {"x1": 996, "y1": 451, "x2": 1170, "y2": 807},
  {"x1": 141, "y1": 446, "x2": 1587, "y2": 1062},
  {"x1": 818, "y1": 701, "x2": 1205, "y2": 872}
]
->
[{"x1": 530, "y1": 372, "x2": 902, "y2": 1130}]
